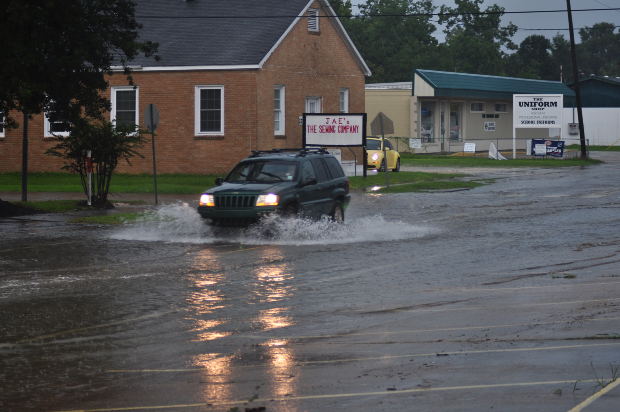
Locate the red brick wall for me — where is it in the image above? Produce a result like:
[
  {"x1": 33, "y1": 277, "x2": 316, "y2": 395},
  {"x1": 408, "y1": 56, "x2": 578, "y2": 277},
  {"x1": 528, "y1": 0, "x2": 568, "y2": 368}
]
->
[
  {"x1": 0, "y1": 1, "x2": 367, "y2": 174},
  {"x1": 256, "y1": 0, "x2": 366, "y2": 161}
]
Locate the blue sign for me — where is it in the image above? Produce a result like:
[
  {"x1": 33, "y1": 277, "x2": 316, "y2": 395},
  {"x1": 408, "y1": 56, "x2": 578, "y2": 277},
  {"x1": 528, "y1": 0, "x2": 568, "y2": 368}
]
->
[{"x1": 531, "y1": 139, "x2": 565, "y2": 157}]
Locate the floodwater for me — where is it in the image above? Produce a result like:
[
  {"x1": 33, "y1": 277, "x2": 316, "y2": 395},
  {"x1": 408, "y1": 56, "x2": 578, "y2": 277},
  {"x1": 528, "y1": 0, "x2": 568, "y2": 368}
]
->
[{"x1": 1, "y1": 153, "x2": 620, "y2": 411}]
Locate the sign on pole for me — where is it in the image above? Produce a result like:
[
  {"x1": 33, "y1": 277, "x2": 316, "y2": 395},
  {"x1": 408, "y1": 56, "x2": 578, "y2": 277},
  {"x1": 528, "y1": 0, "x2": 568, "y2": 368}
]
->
[
  {"x1": 512, "y1": 94, "x2": 563, "y2": 159},
  {"x1": 303, "y1": 113, "x2": 366, "y2": 147}
]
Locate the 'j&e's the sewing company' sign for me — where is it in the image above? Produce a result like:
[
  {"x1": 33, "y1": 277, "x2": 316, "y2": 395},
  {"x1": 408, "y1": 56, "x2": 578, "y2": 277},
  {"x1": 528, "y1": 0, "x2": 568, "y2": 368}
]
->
[
  {"x1": 513, "y1": 94, "x2": 563, "y2": 129},
  {"x1": 303, "y1": 114, "x2": 366, "y2": 147}
]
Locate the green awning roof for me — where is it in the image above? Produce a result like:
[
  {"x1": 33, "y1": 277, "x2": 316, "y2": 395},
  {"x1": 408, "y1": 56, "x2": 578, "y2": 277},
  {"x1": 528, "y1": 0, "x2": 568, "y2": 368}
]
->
[{"x1": 415, "y1": 69, "x2": 576, "y2": 103}]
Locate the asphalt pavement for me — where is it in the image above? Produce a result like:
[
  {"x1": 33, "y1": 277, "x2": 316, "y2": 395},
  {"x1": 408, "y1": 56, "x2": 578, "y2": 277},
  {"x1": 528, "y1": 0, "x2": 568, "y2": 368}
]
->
[{"x1": 1, "y1": 152, "x2": 620, "y2": 412}]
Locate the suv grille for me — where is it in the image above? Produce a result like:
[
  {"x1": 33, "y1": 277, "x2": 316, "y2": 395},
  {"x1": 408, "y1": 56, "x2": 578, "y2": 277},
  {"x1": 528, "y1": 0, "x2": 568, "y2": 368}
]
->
[{"x1": 214, "y1": 194, "x2": 257, "y2": 209}]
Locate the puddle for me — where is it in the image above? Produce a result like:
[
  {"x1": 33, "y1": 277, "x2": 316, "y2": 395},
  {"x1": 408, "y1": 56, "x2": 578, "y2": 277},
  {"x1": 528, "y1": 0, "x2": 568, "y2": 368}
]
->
[{"x1": 109, "y1": 202, "x2": 434, "y2": 246}]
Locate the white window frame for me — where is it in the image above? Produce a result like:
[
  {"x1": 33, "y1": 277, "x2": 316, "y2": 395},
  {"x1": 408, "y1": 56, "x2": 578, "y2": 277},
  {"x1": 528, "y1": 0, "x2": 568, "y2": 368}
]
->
[
  {"x1": 0, "y1": 112, "x2": 5, "y2": 138},
  {"x1": 339, "y1": 88, "x2": 349, "y2": 113},
  {"x1": 494, "y1": 103, "x2": 508, "y2": 113},
  {"x1": 111, "y1": 86, "x2": 139, "y2": 129},
  {"x1": 274, "y1": 85, "x2": 285, "y2": 136},
  {"x1": 305, "y1": 96, "x2": 322, "y2": 113},
  {"x1": 195, "y1": 85, "x2": 225, "y2": 136},
  {"x1": 470, "y1": 102, "x2": 485, "y2": 113},
  {"x1": 307, "y1": 8, "x2": 320, "y2": 32},
  {"x1": 44, "y1": 112, "x2": 71, "y2": 138}
]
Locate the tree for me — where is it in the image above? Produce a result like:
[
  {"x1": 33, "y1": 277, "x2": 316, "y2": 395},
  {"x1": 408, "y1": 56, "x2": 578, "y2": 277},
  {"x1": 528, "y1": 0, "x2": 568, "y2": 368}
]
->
[
  {"x1": 46, "y1": 119, "x2": 145, "y2": 207},
  {"x1": 506, "y1": 35, "x2": 556, "y2": 80},
  {"x1": 578, "y1": 23, "x2": 620, "y2": 77},
  {"x1": 0, "y1": 0, "x2": 157, "y2": 200},
  {"x1": 437, "y1": 0, "x2": 517, "y2": 75},
  {"x1": 353, "y1": 0, "x2": 439, "y2": 82},
  {"x1": 550, "y1": 34, "x2": 573, "y2": 82}
]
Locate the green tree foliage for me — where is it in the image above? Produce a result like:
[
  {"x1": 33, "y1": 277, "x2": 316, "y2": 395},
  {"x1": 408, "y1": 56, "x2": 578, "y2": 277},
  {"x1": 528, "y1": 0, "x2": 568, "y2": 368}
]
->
[
  {"x1": 329, "y1": 0, "x2": 354, "y2": 18},
  {"x1": 437, "y1": 0, "x2": 517, "y2": 75},
  {"x1": 0, "y1": 0, "x2": 158, "y2": 123},
  {"x1": 506, "y1": 35, "x2": 557, "y2": 80},
  {"x1": 351, "y1": 0, "x2": 439, "y2": 82},
  {"x1": 46, "y1": 119, "x2": 145, "y2": 207},
  {"x1": 577, "y1": 23, "x2": 620, "y2": 77}
]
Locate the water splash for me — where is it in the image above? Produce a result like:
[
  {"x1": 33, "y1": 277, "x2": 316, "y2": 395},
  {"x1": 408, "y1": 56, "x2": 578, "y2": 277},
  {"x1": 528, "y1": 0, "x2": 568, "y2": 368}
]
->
[{"x1": 109, "y1": 202, "x2": 433, "y2": 245}]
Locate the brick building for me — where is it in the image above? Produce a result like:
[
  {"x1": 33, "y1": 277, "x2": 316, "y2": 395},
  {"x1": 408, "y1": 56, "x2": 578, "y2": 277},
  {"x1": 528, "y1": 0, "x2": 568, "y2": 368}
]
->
[{"x1": 0, "y1": 0, "x2": 370, "y2": 174}]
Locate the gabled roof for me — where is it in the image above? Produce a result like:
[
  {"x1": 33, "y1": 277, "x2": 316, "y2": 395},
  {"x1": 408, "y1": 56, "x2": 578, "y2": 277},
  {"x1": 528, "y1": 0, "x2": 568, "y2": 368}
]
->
[
  {"x1": 126, "y1": 0, "x2": 370, "y2": 75},
  {"x1": 415, "y1": 69, "x2": 575, "y2": 100}
]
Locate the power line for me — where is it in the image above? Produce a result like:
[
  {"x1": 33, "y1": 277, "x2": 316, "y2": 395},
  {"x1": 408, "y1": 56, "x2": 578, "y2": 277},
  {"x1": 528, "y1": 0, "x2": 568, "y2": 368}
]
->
[{"x1": 135, "y1": 7, "x2": 620, "y2": 20}]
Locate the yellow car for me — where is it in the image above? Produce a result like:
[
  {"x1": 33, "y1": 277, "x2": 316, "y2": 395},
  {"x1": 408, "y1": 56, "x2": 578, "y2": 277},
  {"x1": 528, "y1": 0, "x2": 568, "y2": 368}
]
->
[{"x1": 366, "y1": 137, "x2": 400, "y2": 172}]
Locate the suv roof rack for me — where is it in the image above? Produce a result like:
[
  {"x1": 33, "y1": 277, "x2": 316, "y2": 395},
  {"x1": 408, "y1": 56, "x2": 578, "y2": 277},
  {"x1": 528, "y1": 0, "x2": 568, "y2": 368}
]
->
[{"x1": 249, "y1": 147, "x2": 330, "y2": 158}]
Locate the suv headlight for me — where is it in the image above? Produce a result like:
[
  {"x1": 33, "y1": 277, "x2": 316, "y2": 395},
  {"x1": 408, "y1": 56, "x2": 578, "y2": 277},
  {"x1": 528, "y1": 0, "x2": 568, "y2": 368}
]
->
[
  {"x1": 256, "y1": 193, "x2": 279, "y2": 206},
  {"x1": 199, "y1": 194, "x2": 215, "y2": 207}
]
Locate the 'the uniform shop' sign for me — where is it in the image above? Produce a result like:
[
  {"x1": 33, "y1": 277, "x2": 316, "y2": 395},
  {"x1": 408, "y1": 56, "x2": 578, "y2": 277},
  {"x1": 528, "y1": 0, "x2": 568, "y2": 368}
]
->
[{"x1": 513, "y1": 94, "x2": 563, "y2": 128}]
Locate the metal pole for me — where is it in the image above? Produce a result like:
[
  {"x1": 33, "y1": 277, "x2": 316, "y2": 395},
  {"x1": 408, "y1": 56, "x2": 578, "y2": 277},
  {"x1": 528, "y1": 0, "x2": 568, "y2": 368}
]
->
[
  {"x1": 150, "y1": 105, "x2": 159, "y2": 205},
  {"x1": 87, "y1": 150, "x2": 92, "y2": 206},
  {"x1": 566, "y1": 0, "x2": 587, "y2": 159},
  {"x1": 21, "y1": 112, "x2": 28, "y2": 202}
]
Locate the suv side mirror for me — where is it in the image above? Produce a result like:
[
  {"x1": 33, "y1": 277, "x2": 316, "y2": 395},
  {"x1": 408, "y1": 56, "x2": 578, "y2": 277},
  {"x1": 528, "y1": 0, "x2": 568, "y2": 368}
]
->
[{"x1": 215, "y1": 177, "x2": 224, "y2": 186}]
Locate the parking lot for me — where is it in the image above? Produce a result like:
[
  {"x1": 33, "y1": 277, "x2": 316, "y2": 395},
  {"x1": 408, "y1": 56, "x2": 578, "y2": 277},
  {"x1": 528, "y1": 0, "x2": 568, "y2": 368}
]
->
[{"x1": 1, "y1": 153, "x2": 619, "y2": 411}]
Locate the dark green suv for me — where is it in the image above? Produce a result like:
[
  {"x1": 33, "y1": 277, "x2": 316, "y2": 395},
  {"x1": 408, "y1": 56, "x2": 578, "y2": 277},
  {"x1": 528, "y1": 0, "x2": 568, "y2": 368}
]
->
[{"x1": 197, "y1": 148, "x2": 350, "y2": 225}]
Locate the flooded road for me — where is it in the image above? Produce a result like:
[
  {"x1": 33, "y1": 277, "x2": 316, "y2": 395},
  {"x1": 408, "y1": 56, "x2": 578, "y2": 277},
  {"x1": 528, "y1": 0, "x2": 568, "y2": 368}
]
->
[{"x1": 1, "y1": 153, "x2": 620, "y2": 411}]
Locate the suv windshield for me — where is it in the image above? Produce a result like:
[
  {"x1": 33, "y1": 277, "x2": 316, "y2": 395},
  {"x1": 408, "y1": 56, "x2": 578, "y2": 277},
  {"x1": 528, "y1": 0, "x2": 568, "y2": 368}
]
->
[
  {"x1": 367, "y1": 139, "x2": 381, "y2": 150},
  {"x1": 226, "y1": 160, "x2": 298, "y2": 183}
]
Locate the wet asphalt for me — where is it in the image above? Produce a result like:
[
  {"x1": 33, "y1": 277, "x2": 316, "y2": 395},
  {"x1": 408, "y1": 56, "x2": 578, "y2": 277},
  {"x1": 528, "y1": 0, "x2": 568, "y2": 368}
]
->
[{"x1": 1, "y1": 153, "x2": 620, "y2": 412}]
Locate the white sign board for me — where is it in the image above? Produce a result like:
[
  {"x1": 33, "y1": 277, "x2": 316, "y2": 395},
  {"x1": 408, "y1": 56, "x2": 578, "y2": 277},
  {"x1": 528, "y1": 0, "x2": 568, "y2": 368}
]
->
[
  {"x1": 513, "y1": 94, "x2": 563, "y2": 129},
  {"x1": 464, "y1": 142, "x2": 476, "y2": 153},
  {"x1": 512, "y1": 94, "x2": 564, "y2": 159},
  {"x1": 304, "y1": 114, "x2": 365, "y2": 147},
  {"x1": 326, "y1": 149, "x2": 342, "y2": 162},
  {"x1": 409, "y1": 138, "x2": 422, "y2": 149}
]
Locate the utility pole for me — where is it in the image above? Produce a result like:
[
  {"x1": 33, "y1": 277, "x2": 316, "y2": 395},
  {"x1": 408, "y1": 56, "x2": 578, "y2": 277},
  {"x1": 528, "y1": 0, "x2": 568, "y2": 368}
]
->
[
  {"x1": 566, "y1": 0, "x2": 587, "y2": 159},
  {"x1": 21, "y1": 112, "x2": 29, "y2": 202}
]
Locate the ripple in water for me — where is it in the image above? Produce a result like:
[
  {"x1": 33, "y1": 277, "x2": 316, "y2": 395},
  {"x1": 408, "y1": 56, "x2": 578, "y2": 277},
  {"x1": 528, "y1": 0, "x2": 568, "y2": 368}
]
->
[{"x1": 110, "y1": 202, "x2": 433, "y2": 245}]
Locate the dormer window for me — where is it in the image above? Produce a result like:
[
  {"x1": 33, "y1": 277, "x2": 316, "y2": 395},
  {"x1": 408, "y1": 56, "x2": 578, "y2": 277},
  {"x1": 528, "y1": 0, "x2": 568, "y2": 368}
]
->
[{"x1": 307, "y1": 8, "x2": 319, "y2": 32}]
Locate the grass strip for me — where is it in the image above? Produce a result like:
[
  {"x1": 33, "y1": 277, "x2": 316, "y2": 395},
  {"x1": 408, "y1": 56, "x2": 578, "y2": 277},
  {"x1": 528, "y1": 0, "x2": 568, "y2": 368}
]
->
[
  {"x1": 71, "y1": 212, "x2": 144, "y2": 225},
  {"x1": 14, "y1": 200, "x2": 92, "y2": 213},
  {"x1": 400, "y1": 153, "x2": 602, "y2": 168},
  {"x1": 0, "y1": 173, "x2": 217, "y2": 193},
  {"x1": 348, "y1": 171, "x2": 465, "y2": 190},
  {"x1": 567, "y1": 144, "x2": 620, "y2": 152},
  {"x1": 373, "y1": 180, "x2": 485, "y2": 193}
]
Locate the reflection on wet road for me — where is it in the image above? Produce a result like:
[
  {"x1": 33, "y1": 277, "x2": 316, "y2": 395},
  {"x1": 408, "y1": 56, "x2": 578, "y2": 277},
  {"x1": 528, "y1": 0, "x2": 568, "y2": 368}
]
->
[{"x1": 1, "y1": 153, "x2": 620, "y2": 411}]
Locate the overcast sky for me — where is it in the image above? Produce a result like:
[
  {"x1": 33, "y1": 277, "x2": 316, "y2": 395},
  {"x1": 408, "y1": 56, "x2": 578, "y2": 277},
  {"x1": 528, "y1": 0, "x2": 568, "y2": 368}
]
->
[{"x1": 350, "y1": 0, "x2": 620, "y2": 44}]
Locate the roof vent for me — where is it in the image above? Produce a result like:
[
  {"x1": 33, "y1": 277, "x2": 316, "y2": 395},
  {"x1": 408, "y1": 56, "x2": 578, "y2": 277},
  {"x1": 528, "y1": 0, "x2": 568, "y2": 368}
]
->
[{"x1": 307, "y1": 8, "x2": 319, "y2": 32}]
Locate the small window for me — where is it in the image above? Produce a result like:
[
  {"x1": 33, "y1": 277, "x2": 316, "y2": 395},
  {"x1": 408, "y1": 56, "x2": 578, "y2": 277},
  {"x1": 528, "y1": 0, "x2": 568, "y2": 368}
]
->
[
  {"x1": 307, "y1": 8, "x2": 319, "y2": 32},
  {"x1": 44, "y1": 112, "x2": 71, "y2": 137},
  {"x1": 339, "y1": 88, "x2": 349, "y2": 113},
  {"x1": 274, "y1": 85, "x2": 285, "y2": 135},
  {"x1": 305, "y1": 96, "x2": 322, "y2": 113},
  {"x1": 195, "y1": 86, "x2": 224, "y2": 135},
  {"x1": 470, "y1": 102, "x2": 484, "y2": 113},
  {"x1": 310, "y1": 158, "x2": 329, "y2": 182},
  {"x1": 495, "y1": 103, "x2": 507, "y2": 113},
  {"x1": 111, "y1": 87, "x2": 138, "y2": 128}
]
